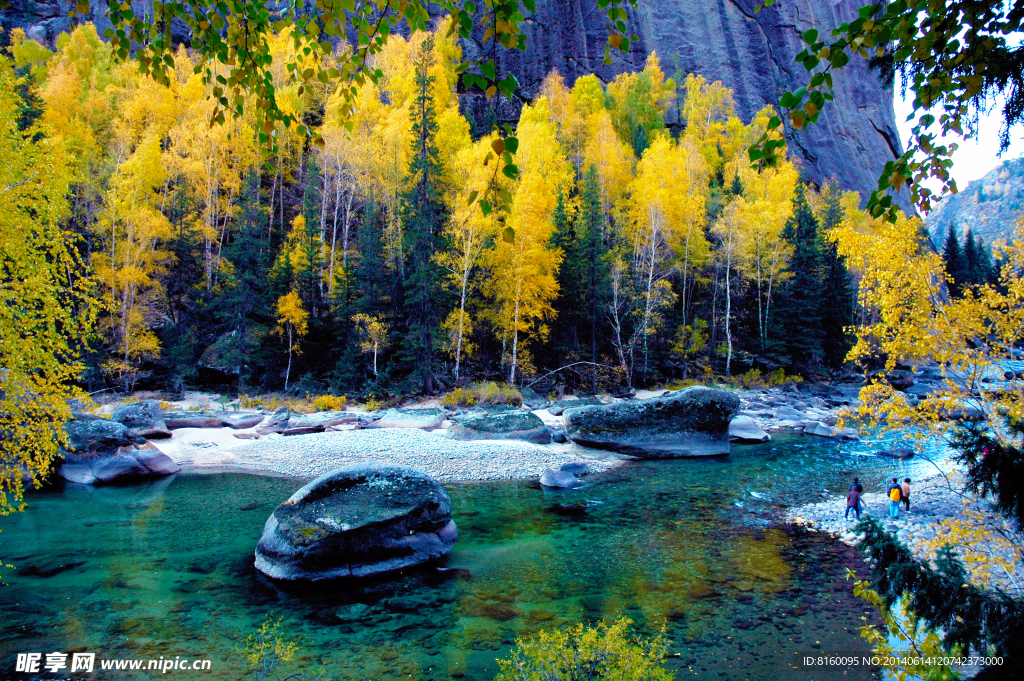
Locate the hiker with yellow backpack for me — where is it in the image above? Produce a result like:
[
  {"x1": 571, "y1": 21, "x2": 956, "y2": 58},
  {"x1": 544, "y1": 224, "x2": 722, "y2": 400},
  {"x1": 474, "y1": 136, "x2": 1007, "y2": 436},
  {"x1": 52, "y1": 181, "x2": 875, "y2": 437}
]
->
[{"x1": 886, "y1": 478, "x2": 903, "y2": 519}]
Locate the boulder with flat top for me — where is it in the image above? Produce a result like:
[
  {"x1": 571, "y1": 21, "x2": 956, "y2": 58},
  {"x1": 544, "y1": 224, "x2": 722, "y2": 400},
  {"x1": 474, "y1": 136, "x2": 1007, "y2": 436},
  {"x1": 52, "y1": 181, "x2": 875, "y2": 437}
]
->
[
  {"x1": 254, "y1": 464, "x2": 457, "y2": 581},
  {"x1": 447, "y1": 411, "x2": 551, "y2": 444},
  {"x1": 563, "y1": 386, "x2": 739, "y2": 458}
]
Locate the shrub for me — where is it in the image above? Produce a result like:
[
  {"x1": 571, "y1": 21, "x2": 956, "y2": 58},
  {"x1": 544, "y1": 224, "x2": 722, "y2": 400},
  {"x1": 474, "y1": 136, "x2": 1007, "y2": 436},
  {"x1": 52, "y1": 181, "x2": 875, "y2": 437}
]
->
[
  {"x1": 158, "y1": 400, "x2": 174, "y2": 411},
  {"x1": 442, "y1": 382, "x2": 522, "y2": 408},
  {"x1": 311, "y1": 394, "x2": 347, "y2": 412},
  {"x1": 494, "y1": 617, "x2": 672, "y2": 681},
  {"x1": 441, "y1": 387, "x2": 478, "y2": 408},
  {"x1": 238, "y1": 395, "x2": 263, "y2": 410},
  {"x1": 477, "y1": 381, "x2": 522, "y2": 406},
  {"x1": 361, "y1": 398, "x2": 384, "y2": 412}
]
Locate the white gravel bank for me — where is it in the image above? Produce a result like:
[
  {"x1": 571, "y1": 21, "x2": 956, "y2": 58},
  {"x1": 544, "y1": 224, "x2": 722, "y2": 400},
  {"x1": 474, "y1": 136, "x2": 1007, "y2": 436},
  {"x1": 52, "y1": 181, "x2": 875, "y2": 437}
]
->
[{"x1": 158, "y1": 427, "x2": 622, "y2": 483}]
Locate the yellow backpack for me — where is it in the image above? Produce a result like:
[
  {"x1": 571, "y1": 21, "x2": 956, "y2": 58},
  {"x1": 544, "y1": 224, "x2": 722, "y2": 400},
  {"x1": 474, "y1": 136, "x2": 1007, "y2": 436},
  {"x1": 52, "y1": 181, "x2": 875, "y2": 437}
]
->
[{"x1": 889, "y1": 487, "x2": 902, "y2": 502}]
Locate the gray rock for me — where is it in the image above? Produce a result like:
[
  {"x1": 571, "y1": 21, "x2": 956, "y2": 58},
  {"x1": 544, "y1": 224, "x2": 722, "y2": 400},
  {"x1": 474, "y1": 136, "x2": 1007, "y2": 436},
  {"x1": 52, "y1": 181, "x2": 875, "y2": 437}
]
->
[
  {"x1": 254, "y1": 464, "x2": 457, "y2": 581},
  {"x1": 563, "y1": 386, "x2": 739, "y2": 457},
  {"x1": 221, "y1": 412, "x2": 266, "y2": 429},
  {"x1": 283, "y1": 411, "x2": 358, "y2": 435},
  {"x1": 539, "y1": 468, "x2": 580, "y2": 488},
  {"x1": 558, "y1": 462, "x2": 588, "y2": 476},
  {"x1": 256, "y1": 408, "x2": 291, "y2": 435},
  {"x1": 65, "y1": 419, "x2": 136, "y2": 454},
  {"x1": 803, "y1": 421, "x2": 836, "y2": 438},
  {"x1": 518, "y1": 386, "x2": 549, "y2": 410},
  {"x1": 133, "y1": 445, "x2": 181, "y2": 475},
  {"x1": 836, "y1": 427, "x2": 860, "y2": 441},
  {"x1": 335, "y1": 603, "x2": 372, "y2": 623},
  {"x1": 774, "y1": 406, "x2": 807, "y2": 421},
  {"x1": 164, "y1": 411, "x2": 223, "y2": 429},
  {"x1": 875, "y1": 447, "x2": 915, "y2": 460},
  {"x1": 447, "y1": 411, "x2": 551, "y2": 444},
  {"x1": 111, "y1": 399, "x2": 171, "y2": 438},
  {"x1": 58, "y1": 463, "x2": 97, "y2": 485},
  {"x1": 728, "y1": 415, "x2": 770, "y2": 442},
  {"x1": 547, "y1": 395, "x2": 603, "y2": 416},
  {"x1": 92, "y1": 452, "x2": 151, "y2": 482},
  {"x1": 365, "y1": 407, "x2": 446, "y2": 430},
  {"x1": 551, "y1": 430, "x2": 567, "y2": 443},
  {"x1": 60, "y1": 417, "x2": 180, "y2": 484},
  {"x1": 234, "y1": 432, "x2": 259, "y2": 440}
]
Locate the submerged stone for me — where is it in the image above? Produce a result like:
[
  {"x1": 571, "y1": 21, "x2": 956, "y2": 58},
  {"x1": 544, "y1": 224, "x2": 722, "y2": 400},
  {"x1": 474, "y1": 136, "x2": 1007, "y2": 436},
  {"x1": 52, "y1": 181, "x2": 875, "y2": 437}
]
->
[{"x1": 254, "y1": 464, "x2": 457, "y2": 581}]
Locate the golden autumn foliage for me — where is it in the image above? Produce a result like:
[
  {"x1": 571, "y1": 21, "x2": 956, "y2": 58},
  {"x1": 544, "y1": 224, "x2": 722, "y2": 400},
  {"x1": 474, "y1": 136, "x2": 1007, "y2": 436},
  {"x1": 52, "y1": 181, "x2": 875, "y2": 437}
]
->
[{"x1": 0, "y1": 68, "x2": 98, "y2": 516}]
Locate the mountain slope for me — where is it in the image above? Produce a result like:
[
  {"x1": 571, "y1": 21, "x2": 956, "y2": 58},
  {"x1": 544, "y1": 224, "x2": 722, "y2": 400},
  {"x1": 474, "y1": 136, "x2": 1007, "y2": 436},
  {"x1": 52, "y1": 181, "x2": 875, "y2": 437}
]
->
[{"x1": 926, "y1": 157, "x2": 1024, "y2": 247}]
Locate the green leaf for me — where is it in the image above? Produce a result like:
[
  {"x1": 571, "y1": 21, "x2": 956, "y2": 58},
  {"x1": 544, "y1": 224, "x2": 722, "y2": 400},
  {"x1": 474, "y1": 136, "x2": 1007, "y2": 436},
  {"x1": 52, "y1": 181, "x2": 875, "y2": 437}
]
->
[
  {"x1": 802, "y1": 28, "x2": 818, "y2": 43},
  {"x1": 467, "y1": 190, "x2": 479, "y2": 206},
  {"x1": 502, "y1": 227, "x2": 515, "y2": 243}
]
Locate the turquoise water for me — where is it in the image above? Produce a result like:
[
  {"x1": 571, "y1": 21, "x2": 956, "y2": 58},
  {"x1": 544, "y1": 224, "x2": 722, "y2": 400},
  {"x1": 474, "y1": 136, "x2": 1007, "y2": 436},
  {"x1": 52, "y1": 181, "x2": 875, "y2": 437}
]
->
[{"x1": 0, "y1": 433, "x2": 941, "y2": 680}]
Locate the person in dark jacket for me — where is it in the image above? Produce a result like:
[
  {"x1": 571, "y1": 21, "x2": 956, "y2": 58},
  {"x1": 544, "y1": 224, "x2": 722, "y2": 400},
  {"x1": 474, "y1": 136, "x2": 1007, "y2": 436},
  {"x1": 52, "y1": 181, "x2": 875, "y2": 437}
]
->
[
  {"x1": 849, "y1": 477, "x2": 865, "y2": 513},
  {"x1": 845, "y1": 487, "x2": 862, "y2": 520}
]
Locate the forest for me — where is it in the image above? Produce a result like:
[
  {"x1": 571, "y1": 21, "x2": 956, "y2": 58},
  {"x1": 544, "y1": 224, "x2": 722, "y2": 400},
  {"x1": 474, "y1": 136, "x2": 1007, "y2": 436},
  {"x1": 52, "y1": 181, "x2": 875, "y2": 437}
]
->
[{"x1": 5, "y1": 19, "x2": 885, "y2": 399}]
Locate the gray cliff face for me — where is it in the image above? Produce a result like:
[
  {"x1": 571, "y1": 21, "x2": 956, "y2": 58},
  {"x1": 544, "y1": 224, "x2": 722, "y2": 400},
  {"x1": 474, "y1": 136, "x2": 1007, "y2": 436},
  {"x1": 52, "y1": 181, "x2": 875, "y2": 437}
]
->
[
  {"x1": 464, "y1": 0, "x2": 904, "y2": 205},
  {"x1": 2, "y1": 0, "x2": 903, "y2": 203}
]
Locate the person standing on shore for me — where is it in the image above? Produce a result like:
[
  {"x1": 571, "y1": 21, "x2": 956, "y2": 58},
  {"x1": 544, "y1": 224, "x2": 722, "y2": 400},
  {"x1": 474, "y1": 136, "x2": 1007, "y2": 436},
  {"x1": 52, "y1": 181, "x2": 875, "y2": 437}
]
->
[
  {"x1": 849, "y1": 477, "x2": 865, "y2": 514},
  {"x1": 887, "y1": 478, "x2": 902, "y2": 519},
  {"x1": 901, "y1": 478, "x2": 911, "y2": 512},
  {"x1": 845, "y1": 486, "x2": 862, "y2": 520}
]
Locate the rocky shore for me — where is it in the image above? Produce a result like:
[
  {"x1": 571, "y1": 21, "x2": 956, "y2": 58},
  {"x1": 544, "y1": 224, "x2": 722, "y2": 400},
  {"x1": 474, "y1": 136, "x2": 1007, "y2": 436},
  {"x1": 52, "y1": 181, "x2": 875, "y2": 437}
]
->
[{"x1": 788, "y1": 471, "x2": 1024, "y2": 595}]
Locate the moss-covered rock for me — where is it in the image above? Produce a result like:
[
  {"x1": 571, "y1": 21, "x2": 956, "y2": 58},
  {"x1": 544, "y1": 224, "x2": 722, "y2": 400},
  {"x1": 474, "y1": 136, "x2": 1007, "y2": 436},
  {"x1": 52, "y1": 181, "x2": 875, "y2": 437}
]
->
[
  {"x1": 563, "y1": 386, "x2": 739, "y2": 458},
  {"x1": 254, "y1": 464, "x2": 457, "y2": 581},
  {"x1": 447, "y1": 411, "x2": 551, "y2": 444}
]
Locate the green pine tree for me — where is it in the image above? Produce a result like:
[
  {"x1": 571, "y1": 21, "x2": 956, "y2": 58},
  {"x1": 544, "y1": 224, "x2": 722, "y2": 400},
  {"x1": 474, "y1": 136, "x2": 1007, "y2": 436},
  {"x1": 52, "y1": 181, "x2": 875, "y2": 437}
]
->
[
  {"x1": 219, "y1": 171, "x2": 271, "y2": 391},
  {"x1": 942, "y1": 223, "x2": 967, "y2": 296},
  {"x1": 400, "y1": 35, "x2": 447, "y2": 393},
  {"x1": 819, "y1": 184, "x2": 855, "y2": 370},
  {"x1": 777, "y1": 184, "x2": 825, "y2": 370}
]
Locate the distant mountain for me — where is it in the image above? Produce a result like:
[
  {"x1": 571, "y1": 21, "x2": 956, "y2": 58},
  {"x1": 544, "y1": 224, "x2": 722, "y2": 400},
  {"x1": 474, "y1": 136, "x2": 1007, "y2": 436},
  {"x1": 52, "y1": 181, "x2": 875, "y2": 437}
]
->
[{"x1": 926, "y1": 157, "x2": 1024, "y2": 248}]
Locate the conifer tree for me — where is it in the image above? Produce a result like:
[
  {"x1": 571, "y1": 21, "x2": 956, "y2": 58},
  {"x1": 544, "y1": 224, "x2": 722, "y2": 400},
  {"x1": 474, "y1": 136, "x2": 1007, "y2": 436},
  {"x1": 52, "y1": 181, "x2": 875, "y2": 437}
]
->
[
  {"x1": 819, "y1": 185, "x2": 855, "y2": 369},
  {"x1": 777, "y1": 184, "x2": 825, "y2": 369},
  {"x1": 401, "y1": 36, "x2": 447, "y2": 393},
  {"x1": 942, "y1": 223, "x2": 967, "y2": 296},
  {"x1": 219, "y1": 172, "x2": 270, "y2": 391}
]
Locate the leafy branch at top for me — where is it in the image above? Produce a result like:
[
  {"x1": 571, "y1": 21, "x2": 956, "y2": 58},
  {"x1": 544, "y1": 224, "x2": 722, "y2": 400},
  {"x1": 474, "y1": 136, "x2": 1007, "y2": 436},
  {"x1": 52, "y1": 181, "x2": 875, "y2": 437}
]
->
[{"x1": 751, "y1": 0, "x2": 1024, "y2": 221}]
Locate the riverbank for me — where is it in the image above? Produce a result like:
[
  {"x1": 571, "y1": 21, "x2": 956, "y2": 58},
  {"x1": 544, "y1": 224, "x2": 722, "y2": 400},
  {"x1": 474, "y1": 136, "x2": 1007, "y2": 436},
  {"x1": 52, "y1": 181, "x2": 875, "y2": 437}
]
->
[
  {"x1": 788, "y1": 470, "x2": 1024, "y2": 595},
  {"x1": 154, "y1": 426, "x2": 624, "y2": 482}
]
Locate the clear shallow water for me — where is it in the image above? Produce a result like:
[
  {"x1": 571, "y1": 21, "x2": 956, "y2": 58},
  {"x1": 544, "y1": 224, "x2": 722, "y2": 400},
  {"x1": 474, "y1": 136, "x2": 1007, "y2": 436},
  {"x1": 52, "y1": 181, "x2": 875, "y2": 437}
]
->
[{"x1": 0, "y1": 433, "x2": 943, "y2": 681}]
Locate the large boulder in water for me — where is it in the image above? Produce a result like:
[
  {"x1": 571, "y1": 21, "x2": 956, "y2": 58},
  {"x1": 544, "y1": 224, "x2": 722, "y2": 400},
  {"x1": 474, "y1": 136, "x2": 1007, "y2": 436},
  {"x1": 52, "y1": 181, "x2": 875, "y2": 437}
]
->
[
  {"x1": 59, "y1": 418, "x2": 180, "y2": 485},
  {"x1": 111, "y1": 399, "x2": 171, "y2": 439},
  {"x1": 254, "y1": 464, "x2": 458, "y2": 581},
  {"x1": 447, "y1": 411, "x2": 551, "y2": 444},
  {"x1": 563, "y1": 386, "x2": 739, "y2": 457}
]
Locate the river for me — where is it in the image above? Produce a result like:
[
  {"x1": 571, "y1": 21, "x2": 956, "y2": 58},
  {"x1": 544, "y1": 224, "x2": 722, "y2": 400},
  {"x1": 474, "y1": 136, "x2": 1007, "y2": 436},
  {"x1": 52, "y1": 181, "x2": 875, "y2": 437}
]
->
[{"x1": 0, "y1": 432, "x2": 945, "y2": 680}]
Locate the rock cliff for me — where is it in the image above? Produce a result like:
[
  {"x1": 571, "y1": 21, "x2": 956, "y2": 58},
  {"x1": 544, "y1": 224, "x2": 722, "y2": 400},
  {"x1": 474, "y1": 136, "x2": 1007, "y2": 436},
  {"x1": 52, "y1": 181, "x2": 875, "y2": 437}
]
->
[{"x1": 2, "y1": 0, "x2": 903, "y2": 203}]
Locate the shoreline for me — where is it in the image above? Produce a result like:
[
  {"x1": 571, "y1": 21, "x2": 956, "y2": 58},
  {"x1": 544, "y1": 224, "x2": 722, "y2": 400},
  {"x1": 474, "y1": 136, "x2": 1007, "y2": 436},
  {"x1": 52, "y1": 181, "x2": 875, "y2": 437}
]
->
[
  {"x1": 787, "y1": 469, "x2": 1024, "y2": 595},
  {"x1": 152, "y1": 426, "x2": 627, "y2": 483}
]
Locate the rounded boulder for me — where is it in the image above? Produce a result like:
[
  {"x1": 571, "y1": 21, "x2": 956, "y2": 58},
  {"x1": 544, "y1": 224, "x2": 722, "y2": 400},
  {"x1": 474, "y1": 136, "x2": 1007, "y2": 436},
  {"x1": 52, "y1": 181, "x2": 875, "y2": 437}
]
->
[{"x1": 254, "y1": 464, "x2": 457, "y2": 581}]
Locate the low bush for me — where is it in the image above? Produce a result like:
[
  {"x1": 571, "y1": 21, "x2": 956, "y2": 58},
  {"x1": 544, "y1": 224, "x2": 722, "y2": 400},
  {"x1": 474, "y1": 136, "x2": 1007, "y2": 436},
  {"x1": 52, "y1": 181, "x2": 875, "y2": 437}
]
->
[
  {"x1": 442, "y1": 382, "x2": 522, "y2": 408},
  {"x1": 311, "y1": 394, "x2": 347, "y2": 412},
  {"x1": 495, "y1": 616, "x2": 672, "y2": 681}
]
